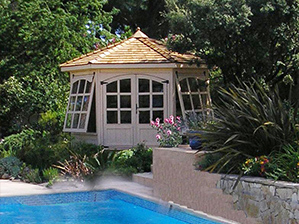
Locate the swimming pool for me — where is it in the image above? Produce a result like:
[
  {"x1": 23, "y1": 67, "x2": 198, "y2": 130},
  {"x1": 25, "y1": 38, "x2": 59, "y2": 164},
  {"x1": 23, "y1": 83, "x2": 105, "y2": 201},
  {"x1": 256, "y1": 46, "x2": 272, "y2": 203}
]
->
[{"x1": 0, "y1": 190, "x2": 223, "y2": 224}]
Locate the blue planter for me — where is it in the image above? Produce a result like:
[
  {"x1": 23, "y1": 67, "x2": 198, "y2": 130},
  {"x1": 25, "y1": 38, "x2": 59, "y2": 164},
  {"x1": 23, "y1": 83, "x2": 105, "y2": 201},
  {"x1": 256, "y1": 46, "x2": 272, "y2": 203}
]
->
[{"x1": 187, "y1": 131, "x2": 203, "y2": 150}]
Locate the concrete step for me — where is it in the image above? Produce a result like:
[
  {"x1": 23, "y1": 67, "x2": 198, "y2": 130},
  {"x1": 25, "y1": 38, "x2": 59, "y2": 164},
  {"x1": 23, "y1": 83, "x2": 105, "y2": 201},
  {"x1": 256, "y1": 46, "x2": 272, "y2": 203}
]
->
[{"x1": 133, "y1": 172, "x2": 153, "y2": 188}]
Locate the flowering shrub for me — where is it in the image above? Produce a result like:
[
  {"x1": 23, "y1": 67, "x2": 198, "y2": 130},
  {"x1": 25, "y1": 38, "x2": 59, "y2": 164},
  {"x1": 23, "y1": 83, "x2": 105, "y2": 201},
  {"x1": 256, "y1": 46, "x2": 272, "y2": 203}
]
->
[
  {"x1": 242, "y1": 155, "x2": 270, "y2": 177},
  {"x1": 151, "y1": 115, "x2": 182, "y2": 147}
]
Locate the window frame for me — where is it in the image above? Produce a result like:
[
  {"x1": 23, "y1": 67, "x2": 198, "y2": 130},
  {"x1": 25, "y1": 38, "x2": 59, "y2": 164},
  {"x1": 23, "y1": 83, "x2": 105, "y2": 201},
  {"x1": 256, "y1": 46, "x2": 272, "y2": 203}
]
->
[
  {"x1": 63, "y1": 74, "x2": 95, "y2": 133},
  {"x1": 175, "y1": 73, "x2": 213, "y2": 120}
]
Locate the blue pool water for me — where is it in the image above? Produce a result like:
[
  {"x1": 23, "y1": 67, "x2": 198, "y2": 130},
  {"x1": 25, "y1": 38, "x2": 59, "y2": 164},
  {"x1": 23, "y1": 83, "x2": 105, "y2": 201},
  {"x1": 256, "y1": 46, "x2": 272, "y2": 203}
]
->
[{"x1": 0, "y1": 190, "x2": 222, "y2": 224}]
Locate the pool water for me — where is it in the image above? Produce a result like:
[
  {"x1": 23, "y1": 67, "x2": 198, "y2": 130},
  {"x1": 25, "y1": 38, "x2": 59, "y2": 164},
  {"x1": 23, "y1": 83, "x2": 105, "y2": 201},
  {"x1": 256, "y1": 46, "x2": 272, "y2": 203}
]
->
[{"x1": 0, "y1": 190, "x2": 222, "y2": 224}]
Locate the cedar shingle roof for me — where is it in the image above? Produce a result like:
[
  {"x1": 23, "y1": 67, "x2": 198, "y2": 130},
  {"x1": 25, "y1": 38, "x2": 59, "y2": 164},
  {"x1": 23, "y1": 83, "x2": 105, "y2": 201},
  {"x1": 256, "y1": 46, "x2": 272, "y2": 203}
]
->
[{"x1": 60, "y1": 29, "x2": 202, "y2": 68}]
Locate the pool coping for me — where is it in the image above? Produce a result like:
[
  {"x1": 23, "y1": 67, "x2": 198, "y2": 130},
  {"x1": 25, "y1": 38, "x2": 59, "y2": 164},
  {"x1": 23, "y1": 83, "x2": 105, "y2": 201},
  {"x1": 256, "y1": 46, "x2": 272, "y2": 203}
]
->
[{"x1": 111, "y1": 188, "x2": 239, "y2": 224}]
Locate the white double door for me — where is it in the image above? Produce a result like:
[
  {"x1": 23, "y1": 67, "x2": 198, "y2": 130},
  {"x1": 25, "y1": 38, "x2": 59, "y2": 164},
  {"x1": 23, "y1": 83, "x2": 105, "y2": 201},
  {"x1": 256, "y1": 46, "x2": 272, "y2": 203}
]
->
[{"x1": 103, "y1": 74, "x2": 168, "y2": 147}]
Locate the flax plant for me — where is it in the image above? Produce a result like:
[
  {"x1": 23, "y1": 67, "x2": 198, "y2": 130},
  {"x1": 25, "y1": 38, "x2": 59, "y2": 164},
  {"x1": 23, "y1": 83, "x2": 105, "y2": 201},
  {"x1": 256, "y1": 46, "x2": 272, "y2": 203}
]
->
[{"x1": 200, "y1": 80, "x2": 298, "y2": 173}]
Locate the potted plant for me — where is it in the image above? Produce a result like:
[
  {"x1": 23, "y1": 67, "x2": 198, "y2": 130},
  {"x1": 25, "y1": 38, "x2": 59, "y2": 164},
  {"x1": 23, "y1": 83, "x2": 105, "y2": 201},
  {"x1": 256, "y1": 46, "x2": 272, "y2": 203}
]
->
[{"x1": 183, "y1": 113, "x2": 209, "y2": 150}]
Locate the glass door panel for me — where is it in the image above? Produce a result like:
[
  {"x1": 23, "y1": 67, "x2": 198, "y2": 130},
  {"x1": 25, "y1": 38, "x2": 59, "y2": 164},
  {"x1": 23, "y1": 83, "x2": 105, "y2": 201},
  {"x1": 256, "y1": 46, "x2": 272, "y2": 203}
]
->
[
  {"x1": 137, "y1": 78, "x2": 165, "y2": 124},
  {"x1": 106, "y1": 79, "x2": 132, "y2": 125}
]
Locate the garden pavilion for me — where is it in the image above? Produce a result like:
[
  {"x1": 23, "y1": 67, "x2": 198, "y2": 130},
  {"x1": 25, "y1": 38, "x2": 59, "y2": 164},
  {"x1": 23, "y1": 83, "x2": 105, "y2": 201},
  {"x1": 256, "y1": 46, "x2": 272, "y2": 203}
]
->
[{"x1": 60, "y1": 28, "x2": 212, "y2": 148}]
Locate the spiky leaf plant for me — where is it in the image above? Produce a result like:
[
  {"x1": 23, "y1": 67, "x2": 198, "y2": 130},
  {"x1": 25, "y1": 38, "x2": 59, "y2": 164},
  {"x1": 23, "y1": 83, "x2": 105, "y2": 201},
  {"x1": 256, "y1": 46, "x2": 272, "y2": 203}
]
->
[{"x1": 200, "y1": 81, "x2": 298, "y2": 173}]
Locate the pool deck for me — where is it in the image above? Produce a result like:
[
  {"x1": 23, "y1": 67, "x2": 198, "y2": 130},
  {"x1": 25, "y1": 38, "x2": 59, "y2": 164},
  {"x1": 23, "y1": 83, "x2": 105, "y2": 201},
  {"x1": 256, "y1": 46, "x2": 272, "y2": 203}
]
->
[
  {"x1": 0, "y1": 177, "x2": 154, "y2": 198},
  {"x1": 0, "y1": 178, "x2": 256, "y2": 224}
]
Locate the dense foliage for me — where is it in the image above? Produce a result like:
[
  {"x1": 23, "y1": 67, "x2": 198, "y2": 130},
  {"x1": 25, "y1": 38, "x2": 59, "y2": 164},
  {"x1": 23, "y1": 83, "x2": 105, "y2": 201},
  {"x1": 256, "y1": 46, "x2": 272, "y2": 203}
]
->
[
  {"x1": 104, "y1": 0, "x2": 168, "y2": 38},
  {"x1": 199, "y1": 80, "x2": 299, "y2": 177},
  {"x1": 112, "y1": 143, "x2": 153, "y2": 176},
  {"x1": 166, "y1": 0, "x2": 299, "y2": 89},
  {"x1": 0, "y1": 0, "x2": 116, "y2": 136}
]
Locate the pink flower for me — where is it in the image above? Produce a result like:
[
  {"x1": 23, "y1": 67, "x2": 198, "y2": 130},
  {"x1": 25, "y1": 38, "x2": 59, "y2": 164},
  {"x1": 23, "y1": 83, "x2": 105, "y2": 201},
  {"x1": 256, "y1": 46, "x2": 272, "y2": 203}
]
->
[
  {"x1": 177, "y1": 127, "x2": 181, "y2": 131},
  {"x1": 176, "y1": 116, "x2": 181, "y2": 121},
  {"x1": 164, "y1": 118, "x2": 169, "y2": 123},
  {"x1": 155, "y1": 118, "x2": 160, "y2": 124},
  {"x1": 150, "y1": 121, "x2": 155, "y2": 126},
  {"x1": 167, "y1": 130, "x2": 172, "y2": 136},
  {"x1": 169, "y1": 115, "x2": 174, "y2": 124},
  {"x1": 156, "y1": 134, "x2": 161, "y2": 140}
]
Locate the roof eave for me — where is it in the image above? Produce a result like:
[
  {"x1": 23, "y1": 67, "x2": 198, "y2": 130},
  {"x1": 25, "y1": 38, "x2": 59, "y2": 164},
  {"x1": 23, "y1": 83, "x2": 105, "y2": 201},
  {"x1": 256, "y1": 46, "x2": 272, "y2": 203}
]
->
[{"x1": 60, "y1": 63, "x2": 181, "y2": 72}]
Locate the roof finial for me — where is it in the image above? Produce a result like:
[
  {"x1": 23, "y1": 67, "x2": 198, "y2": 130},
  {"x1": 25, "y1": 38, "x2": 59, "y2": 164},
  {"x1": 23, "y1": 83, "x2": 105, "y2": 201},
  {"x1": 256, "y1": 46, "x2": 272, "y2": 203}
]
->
[{"x1": 133, "y1": 27, "x2": 148, "y2": 38}]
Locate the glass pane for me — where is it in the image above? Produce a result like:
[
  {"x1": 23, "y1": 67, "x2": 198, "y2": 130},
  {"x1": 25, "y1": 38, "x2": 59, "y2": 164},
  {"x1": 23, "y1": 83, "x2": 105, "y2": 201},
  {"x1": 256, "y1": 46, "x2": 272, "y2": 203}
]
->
[
  {"x1": 71, "y1": 81, "x2": 79, "y2": 94},
  {"x1": 79, "y1": 114, "x2": 86, "y2": 129},
  {"x1": 139, "y1": 95, "x2": 149, "y2": 108},
  {"x1": 65, "y1": 113, "x2": 72, "y2": 128},
  {"x1": 107, "y1": 96, "x2": 117, "y2": 108},
  {"x1": 121, "y1": 111, "x2": 131, "y2": 124},
  {"x1": 107, "y1": 111, "x2": 118, "y2": 124},
  {"x1": 120, "y1": 79, "x2": 131, "y2": 92},
  {"x1": 82, "y1": 96, "x2": 90, "y2": 111},
  {"x1": 192, "y1": 95, "x2": 201, "y2": 109},
  {"x1": 139, "y1": 79, "x2": 149, "y2": 92},
  {"x1": 79, "y1": 80, "x2": 86, "y2": 93},
  {"x1": 198, "y1": 80, "x2": 207, "y2": 92},
  {"x1": 180, "y1": 79, "x2": 188, "y2": 92},
  {"x1": 153, "y1": 95, "x2": 163, "y2": 108},
  {"x1": 189, "y1": 78, "x2": 198, "y2": 92},
  {"x1": 72, "y1": 114, "x2": 79, "y2": 128},
  {"x1": 120, "y1": 96, "x2": 131, "y2": 108},
  {"x1": 85, "y1": 81, "x2": 92, "y2": 93},
  {"x1": 107, "y1": 81, "x2": 117, "y2": 92},
  {"x1": 183, "y1": 95, "x2": 192, "y2": 110},
  {"x1": 153, "y1": 81, "x2": 163, "y2": 92},
  {"x1": 69, "y1": 96, "x2": 76, "y2": 111},
  {"x1": 139, "y1": 111, "x2": 150, "y2": 124},
  {"x1": 76, "y1": 96, "x2": 83, "y2": 111},
  {"x1": 153, "y1": 111, "x2": 163, "y2": 122}
]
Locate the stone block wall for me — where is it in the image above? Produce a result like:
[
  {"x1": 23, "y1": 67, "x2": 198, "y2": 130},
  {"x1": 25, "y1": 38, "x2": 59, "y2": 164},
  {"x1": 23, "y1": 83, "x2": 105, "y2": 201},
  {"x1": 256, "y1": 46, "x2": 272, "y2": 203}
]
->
[{"x1": 218, "y1": 175, "x2": 299, "y2": 223}]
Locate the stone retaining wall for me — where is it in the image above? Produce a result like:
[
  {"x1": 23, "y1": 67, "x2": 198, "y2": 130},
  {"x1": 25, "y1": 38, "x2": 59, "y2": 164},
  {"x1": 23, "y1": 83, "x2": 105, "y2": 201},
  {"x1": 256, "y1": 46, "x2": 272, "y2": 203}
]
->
[{"x1": 218, "y1": 175, "x2": 299, "y2": 223}]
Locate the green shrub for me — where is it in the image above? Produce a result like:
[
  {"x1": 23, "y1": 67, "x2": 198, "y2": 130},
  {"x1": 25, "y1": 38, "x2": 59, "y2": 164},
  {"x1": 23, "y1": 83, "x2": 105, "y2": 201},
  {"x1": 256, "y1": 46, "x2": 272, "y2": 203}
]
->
[
  {"x1": 240, "y1": 144, "x2": 299, "y2": 183},
  {"x1": 0, "y1": 156, "x2": 22, "y2": 177},
  {"x1": 21, "y1": 167, "x2": 42, "y2": 183},
  {"x1": 42, "y1": 167, "x2": 59, "y2": 182},
  {"x1": 88, "y1": 149, "x2": 117, "y2": 171},
  {"x1": 0, "y1": 128, "x2": 39, "y2": 156},
  {"x1": 70, "y1": 142, "x2": 103, "y2": 158},
  {"x1": 201, "y1": 80, "x2": 298, "y2": 173},
  {"x1": 267, "y1": 144, "x2": 299, "y2": 182},
  {"x1": 113, "y1": 143, "x2": 153, "y2": 175}
]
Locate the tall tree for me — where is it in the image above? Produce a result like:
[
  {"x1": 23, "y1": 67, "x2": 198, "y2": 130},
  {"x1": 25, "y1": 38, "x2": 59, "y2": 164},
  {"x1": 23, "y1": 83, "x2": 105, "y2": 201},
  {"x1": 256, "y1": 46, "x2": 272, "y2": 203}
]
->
[
  {"x1": 104, "y1": 0, "x2": 169, "y2": 38},
  {"x1": 166, "y1": 0, "x2": 299, "y2": 88},
  {"x1": 0, "y1": 0, "x2": 115, "y2": 136}
]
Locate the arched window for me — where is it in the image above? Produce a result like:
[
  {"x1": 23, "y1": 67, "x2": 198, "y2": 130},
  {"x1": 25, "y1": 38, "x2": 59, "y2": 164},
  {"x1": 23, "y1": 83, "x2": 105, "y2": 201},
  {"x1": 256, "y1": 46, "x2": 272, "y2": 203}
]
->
[{"x1": 64, "y1": 75, "x2": 95, "y2": 132}]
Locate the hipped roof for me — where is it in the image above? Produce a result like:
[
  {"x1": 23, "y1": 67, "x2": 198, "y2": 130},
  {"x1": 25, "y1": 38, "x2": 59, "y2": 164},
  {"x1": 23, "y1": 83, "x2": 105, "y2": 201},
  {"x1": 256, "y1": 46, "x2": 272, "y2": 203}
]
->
[{"x1": 60, "y1": 28, "x2": 204, "y2": 71}]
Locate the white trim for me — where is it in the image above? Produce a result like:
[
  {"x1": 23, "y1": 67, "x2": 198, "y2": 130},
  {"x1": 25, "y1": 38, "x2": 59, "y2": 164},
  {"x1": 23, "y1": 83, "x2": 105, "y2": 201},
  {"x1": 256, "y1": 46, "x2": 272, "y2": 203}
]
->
[
  {"x1": 61, "y1": 63, "x2": 206, "y2": 72},
  {"x1": 63, "y1": 75, "x2": 95, "y2": 133}
]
